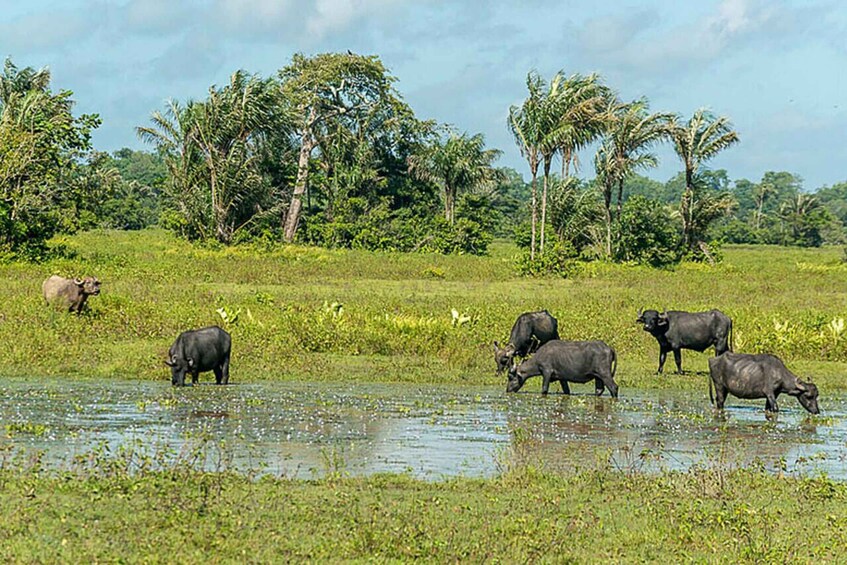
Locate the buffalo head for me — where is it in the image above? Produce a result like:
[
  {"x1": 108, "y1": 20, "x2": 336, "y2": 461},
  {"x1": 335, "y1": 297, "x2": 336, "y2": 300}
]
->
[
  {"x1": 794, "y1": 380, "x2": 820, "y2": 414},
  {"x1": 165, "y1": 353, "x2": 195, "y2": 386},
  {"x1": 506, "y1": 364, "x2": 526, "y2": 393},
  {"x1": 75, "y1": 276, "x2": 101, "y2": 296},
  {"x1": 638, "y1": 309, "x2": 669, "y2": 333},
  {"x1": 493, "y1": 341, "x2": 517, "y2": 375}
]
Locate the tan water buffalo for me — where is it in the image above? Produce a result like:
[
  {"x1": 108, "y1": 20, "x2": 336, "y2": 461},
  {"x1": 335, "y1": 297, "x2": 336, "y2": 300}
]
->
[{"x1": 42, "y1": 275, "x2": 101, "y2": 313}]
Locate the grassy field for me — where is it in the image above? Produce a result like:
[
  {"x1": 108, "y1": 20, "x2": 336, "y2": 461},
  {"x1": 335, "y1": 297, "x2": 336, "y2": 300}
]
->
[
  {"x1": 1, "y1": 462, "x2": 846, "y2": 562},
  {"x1": 0, "y1": 228, "x2": 845, "y2": 390}
]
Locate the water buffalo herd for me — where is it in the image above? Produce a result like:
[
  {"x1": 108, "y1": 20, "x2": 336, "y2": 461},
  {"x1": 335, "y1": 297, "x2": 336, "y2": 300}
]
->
[
  {"x1": 41, "y1": 274, "x2": 822, "y2": 415},
  {"x1": 494, "y1": 309, "x2": 821, "y2": 415}
]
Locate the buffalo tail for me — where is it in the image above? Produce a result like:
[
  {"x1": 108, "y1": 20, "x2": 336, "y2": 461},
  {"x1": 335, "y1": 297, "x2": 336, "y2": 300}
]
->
[
  {"x1": 610, "y1": 348, "x2": 617, "y2": 379},
  {"x1": 729, "y1": 319, "x2": 734, "y2": 352}
]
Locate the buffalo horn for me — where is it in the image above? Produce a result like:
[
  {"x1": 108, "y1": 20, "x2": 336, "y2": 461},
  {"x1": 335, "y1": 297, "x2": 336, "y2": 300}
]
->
[{"x1": 73, "y1": 277, "x2": 83, "y2": 285}]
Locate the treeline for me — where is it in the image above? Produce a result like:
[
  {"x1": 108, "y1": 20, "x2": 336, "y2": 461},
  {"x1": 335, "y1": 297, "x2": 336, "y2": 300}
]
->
[{"x1": 1, "y1": 54, "x2": 845, "y2": 266}]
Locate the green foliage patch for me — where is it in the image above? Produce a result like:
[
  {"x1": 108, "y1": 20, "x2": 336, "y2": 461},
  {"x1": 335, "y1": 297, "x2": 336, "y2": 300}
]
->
[{"x1": 0, "y1": 460, "x2": 845, "y2": 562}]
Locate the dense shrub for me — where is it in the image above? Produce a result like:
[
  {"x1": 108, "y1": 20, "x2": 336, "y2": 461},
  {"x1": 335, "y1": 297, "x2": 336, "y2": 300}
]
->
[{"x1": 613, "y1": 196, "x2": 681, "y2": 268}]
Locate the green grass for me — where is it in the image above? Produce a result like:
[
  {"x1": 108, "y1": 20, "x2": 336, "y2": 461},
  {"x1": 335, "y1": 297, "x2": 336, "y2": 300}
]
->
[
  {"x1": 1, "y1": 229, "x2": 846, "y2": 390},
  {"x1": 1, "y1": 465, "x2": 845, "y2": 562}
]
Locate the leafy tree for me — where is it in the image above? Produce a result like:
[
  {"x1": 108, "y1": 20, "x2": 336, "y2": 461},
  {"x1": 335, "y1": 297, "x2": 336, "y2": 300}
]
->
[
  {"x1": 488, "y1": 167, "x2": 530, "y2": 237},
  {"x1": 668, "y1": 109, "x2": 739, "y2": 251},
  {"x1": 777, "y1": 193, "x2": 832, "y2": 247},
  {"x1": 278, "y1": 52, "x2": 408, "y2": 243},
  {"x1": 547, "y1": 177, "x2": 604, "y2": 257},
  {"x1": 620, "y1": 174, "x2": 672, "y2": 204},
  {"x1": 67, "y1": 150, "x2": 163, "y2": 231},
  {"x1": 614, "y1": 195, "x2": 680, "y2": 267},
  {"x1": 539, "y1": 72, "x2": 609, "y2": 253},
  {"x1": 139, "y1": 71, "x2": 281, "y2": 243},
  {"x1": 0, "y1": 58, "x2": 100, "y2": 257},
  {"x1": 594, "y1": 99, "x2": 672, "y2": 257},
  {"x1": 408, "y1": 130, "x2": 502, "y2": 224},
  {"x1": 817, "y1": 181, "x2": 847, "y2": 232},
  {"x1": 508, "y1": 72, "x2": 545, "y2": 259}
]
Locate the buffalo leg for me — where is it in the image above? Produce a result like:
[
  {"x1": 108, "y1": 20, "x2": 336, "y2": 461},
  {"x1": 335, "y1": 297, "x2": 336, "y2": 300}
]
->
[
  {"x1": 541, "y1": 371, "x2": 552, "y2": 395},
  {"x1": 765, "y1": 393, "x2": 779, "y2": 413},
  {"x1": 594, "y1": 378, "x2": 604, "y2": 396},
  {"x1": 191, "y1": 371, "x2": 199, "y2": 385},
  {"x1": 559, "y1": 380, "x2": 570, "y2": 395},
  {"x1": 714, "y1": 386, "x2": 726, "y2": 410},
  {"x1": 657, "y1": 348, "x2": 668, "y2": 374},
  {"x1": 672, "y1": 349, "x2": 683, "y2": 374},
  {"x1": 220, "y1": 356, "x2": 230, "y2": 385},
  {"x1": 214, "y1": 366, "x2": 223, "y2": 385}
]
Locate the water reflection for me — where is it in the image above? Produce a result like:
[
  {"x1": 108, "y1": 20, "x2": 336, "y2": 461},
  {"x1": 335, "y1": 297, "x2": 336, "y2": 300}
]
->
[{"x1": 0, "y1": 379, "x2": 844, "y2": 480}]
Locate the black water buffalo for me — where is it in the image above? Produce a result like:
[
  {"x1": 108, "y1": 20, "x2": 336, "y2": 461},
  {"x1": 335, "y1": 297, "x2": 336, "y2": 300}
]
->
[
  {"x1": 637, "y1": 308, "x2": 732, "y2": 374},
  {"x1": 506, "y1": 340, "x2": 618, "y2": 397},
  {"x1": 166, "y1": 326, "x2": 231, "y2": 387},
  {"x1": 42, "y1": 275, "x2": 101, "y2": 314},
  {"x1": 493, "y1": 310, "x2": 559, "y2": 374},
  {"x1": 708, "y1": 352, "x2": 820, "y2": 414}
]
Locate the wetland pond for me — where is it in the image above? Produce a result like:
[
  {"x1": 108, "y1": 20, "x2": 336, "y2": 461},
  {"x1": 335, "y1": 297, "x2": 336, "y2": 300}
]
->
[{"x1": 2, "y1": 378, "x2": 846, "y2": 480}]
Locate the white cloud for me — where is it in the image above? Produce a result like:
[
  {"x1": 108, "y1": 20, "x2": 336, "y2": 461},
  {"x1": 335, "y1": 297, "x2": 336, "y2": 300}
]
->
[
  {"x1": 0, "y1": 10, "x2": 100, "y2": 51},
  {"x1": 566, "y1": 0, "x2": 830, "y2": 78},
  {"x1": 305, "y1": 0, "x2": 398, "y2": 38},
  {"x1": 122, "y1": 0, "x2": 195, "y2": 34}
]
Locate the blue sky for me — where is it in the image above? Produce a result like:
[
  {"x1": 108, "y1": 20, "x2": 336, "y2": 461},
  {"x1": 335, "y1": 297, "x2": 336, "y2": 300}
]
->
[{"x1": 3, "y1": 0, "x2": 845, "y2": 188}]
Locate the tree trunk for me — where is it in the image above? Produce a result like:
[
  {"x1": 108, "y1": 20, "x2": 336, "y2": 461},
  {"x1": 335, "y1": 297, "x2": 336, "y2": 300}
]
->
[
  {"x1": 450, "y1": 192, "x2": 455, "y2": 224},
  {"x1": 615, "y1": 178, "x2": 624, "y2": 224},
  {"x1": 444, "y1": 184, "x2": 453, "y2": 225},
  {"x1": 681, "y1": 168, "x2": 694, "y2": 250},
  {"x1": 283, "y1": 129, "x2": 315, "y2": 243},
  {"x1": 603, "y1": 183, "x2": 612, "y2": 258},
  {"x1": 540, "y1": 157, "x2": 552, "y2": 255},
  {"x1": 530, "y1": 166, "x2": 538, "y2": 260}
]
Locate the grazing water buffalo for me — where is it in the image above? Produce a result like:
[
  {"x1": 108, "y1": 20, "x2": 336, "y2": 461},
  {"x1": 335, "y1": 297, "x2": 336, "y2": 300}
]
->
[
  {"x1": 708, "y1": 352, "x2": 820, "y2": 414},
  {"x1": 42, "y1": 275, "x2": 101, "y2": 313},
  {"x1": 507, "y1": 340, "x2": 618, "y2": 398},
  {"x1": 493, "y1": 310, "x2": 559, "y2": 374},
  {"x1": 637, "y1": 308, "x2": 732, "y2": 374},
  {"x1": 166, "y1": 326, "x2": 231, "y2": 387}
]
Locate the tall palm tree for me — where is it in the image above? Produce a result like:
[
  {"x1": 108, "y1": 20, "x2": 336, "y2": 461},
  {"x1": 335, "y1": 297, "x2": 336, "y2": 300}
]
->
[
  {"x1": 594, "y1": 99, "x2": 673, "y2": 257},
  {"x1": 508, "y1": 72, "x2": 545, "y2": 259},
  {"x1": 138, "y1": 71, "x2": 279, "y2": 243},
  {"x1": 668, "y1": 108, "x2": 739, "y2": 250},
  {"x1": 0, "y1": 58, "x2": 52, "y2": 109},
  {"x1": 408, "y1": 130, "x2": 502, "y2": 224},
  {"x1": 538, "y1": 72, "x2": 611, "y2": 253},
  {"x1": 778, "y1": 193, "x2": 823, "y2": 245},
  {"x1": 753, "y1": 181, "x2": 775, "y2": 230}
]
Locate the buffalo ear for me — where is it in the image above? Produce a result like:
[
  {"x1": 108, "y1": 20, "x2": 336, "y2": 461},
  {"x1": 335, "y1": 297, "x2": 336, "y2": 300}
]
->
[{"x1": 493, "y1": 341, "x2": 500, "y2": 351}]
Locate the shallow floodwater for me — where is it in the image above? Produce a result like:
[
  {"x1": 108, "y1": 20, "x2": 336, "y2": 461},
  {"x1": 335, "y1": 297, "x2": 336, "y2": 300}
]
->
[{"x1": 1, "y1": 378, "x2": 846, "y2": 480}]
